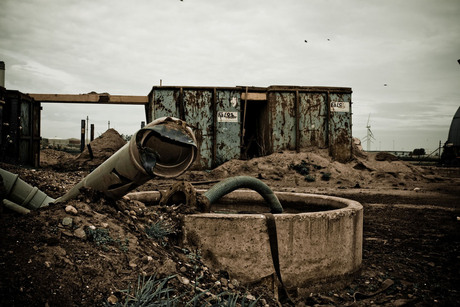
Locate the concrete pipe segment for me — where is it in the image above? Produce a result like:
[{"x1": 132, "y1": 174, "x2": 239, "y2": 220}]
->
[
  {"x1": 0, "y1": 168, "x2": 55, "y2": 211},
  {"x1": 185, "y1": 190, "x2": 363, "y2": 293},
  {"x1": 57, "y1": 117, "x2": 197, "y2": 202}
]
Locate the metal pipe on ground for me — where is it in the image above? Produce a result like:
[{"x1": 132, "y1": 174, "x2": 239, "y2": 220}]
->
[
  {"x1": 3, "y1": 199, "x2": 31, "y2": 214},
  {"x1": 0, "y1": 168, "x2": 55, "y2": 210}
]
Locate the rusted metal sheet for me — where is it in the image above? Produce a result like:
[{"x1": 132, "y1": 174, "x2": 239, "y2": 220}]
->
[
  {"x1": 268, "y1": 91, "x2": 296, "y2": 152},
  {"x1": 298, "y1": 92, "x2": 327, "y2": 148},
  {"x1": 150, "y1": 89, "x2": 180, "y2": 119},
  {"x1": 182, "y1": 89, "x2": 213, "y2": 169},
  {"x1": 149, "y1": 87, "x2": 242, "y2": 169},
  {"x1": 215, "y1": 89, "x2": 241, "y2": 165},
  {"x1": 328, "y1": 92, "x2": 352, "y2": 162}
]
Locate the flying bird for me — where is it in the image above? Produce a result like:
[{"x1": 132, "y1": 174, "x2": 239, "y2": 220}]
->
[
  {"x1": 304, "y1": 40, "x2": 307, "y2": 43},
  {"x1": 384, "y1": 84, "x2": 388, "y2": 86}
]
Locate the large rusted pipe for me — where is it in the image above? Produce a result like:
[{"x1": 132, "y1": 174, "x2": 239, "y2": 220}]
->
[{"x1": 56, "y1": 117, "x2": 197, "y2": 202}]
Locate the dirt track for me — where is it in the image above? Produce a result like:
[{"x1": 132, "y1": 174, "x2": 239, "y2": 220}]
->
[{"x1": 1, "y1": 144, "x2": 459, "y2": 306}]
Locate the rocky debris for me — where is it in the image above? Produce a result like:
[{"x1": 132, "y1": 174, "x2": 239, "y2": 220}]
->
[
  {"x1": 65, "y1": 205, "x2": 78, "y2": 215},
  {"x1": 61, "y1": 217, "x2": 73, "y2": 226}
]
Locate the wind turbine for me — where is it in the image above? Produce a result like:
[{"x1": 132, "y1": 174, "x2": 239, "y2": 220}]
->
[{"x1": 362, "y1": 114, "x2": 375, "y2": 151}]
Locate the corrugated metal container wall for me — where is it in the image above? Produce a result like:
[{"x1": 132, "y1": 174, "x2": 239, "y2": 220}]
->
[
  {"x1": 215, "y1": 89, "x2": 241, "y2": 165},
  {"x1": 147, "y1": 86, "x2": 352, "y2": 168},
  {"x1": 147, "y1": 87, "x2": 241, "y2": 169},
  {"x1": 0, "y1": 90, "x2": 41, "y2": 167},
  {"x1": 267, "y1": 87, "x2": 352, "y2": 162},
  {"x1": 298, "y1": 92, "x2": 327, "y2": 149},
  {"x1": 267, "y1": 91, "x2": 297, "y2": 151}
]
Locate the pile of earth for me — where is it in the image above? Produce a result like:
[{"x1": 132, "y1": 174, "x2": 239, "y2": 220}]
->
[{"x1": 40, "y1": 129, "x2": 127, "y2": 172}]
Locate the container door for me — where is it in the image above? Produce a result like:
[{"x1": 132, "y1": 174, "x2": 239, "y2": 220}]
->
[
  {"x1": 183, "y1": 89, "x2": 213, "y2": 169},
  {"x1": 267, "y1": 91, "x2": 296, "y2": 152},
  {"x1": 328, "y1": 92, "x2": 352, "y2": 162},
  {"x1": 298, "y1": 92, "x2": 328, "y2": 148},
  {"x1": 216, "y1": 90, "x2": 241, "y2": 163}
]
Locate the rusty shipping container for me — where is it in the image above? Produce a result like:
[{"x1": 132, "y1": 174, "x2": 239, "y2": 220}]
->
[
  {"x1": 147, "y1": 85, "x2": 352, "y2": 169},
  {"x1": 0, "y1": 89, "x2": 41, "y2": 167}
]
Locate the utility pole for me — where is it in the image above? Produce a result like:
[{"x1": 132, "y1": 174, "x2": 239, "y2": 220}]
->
[
  {"x1": 90, "y1": 124, "x2": 95, "y2": 141},
  {"x1": 80, "y1": 120, "x2": 85, "y2": 152},
  {"x1": 86, "y1": 116, "x2": 89, "y2": 145},
  {"x1": 439, "y1": 140, "x2": 442, "y2": 159}
]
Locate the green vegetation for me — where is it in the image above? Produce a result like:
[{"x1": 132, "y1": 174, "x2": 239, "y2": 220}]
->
[
  {"x1": 305, "y1": 174, "x2": 316, "y2": 182},
  {"x1": 86, "y1": 227, "x2": 114, "y2": 246},
  {"x1": 105, "y1": 275, "x2": 259, "y2": 307},
  {"x1": 321, "y1": 172, "x2": 331, "y2": 181},
  {"x1": 105, "y1": 275, "x2": 178, "y2": 307},
  {"x1": 145, "y1": 221, "x2": 175, "y2": 245},
  {"x1": 85, "y1": 227, "x2": 128, "y2": 252}
]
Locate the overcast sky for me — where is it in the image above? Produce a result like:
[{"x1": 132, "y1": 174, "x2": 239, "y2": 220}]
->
[{"x1": 1, "y1": 0, "x2": 459, "y2": 153}]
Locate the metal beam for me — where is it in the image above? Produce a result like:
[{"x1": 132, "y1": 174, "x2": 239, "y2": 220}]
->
[
  {"x1": 28, "y1": 93, "x2": 148, "y2": 105},
  {"x1": 241, "y1": 92, "x2": 267, "y2": 101}
]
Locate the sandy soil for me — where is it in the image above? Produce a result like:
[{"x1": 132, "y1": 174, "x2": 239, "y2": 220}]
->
[{"x1": 1, "y1": 133, "x2": 459, "y2": 306}]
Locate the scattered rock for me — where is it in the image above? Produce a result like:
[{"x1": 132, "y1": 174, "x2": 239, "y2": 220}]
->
[
  {"x1": 107, "y1": 294, "x2": 118, "y2": 305},
  {"x1": 129, "y1": 261, "x2": 137, "y2": 268},
  {"x1": 65, "y1": 205, "x2": 78, "y2": 215},
  {"x1": 61, "y1": 217, "x2": 73, "y2": 227},
  {"x1": 179, "y1": 276, "x2": 190, "y2": 285},
  {"x1": 393, "y1": 298, "x2": 413, "y2": 306},
  {"x1": 246, "y1": 294, "x2": 256, "y2": 301},
  {"x1": 73, "y1": 227, "x2": 87, "y2": 240}
]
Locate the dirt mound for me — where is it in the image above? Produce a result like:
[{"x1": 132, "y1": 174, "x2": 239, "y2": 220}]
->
[
  {"x1": 375, "y1": 151, "x2": 399, "y2": 162},
  {"x1": 40, "y1": 129, "x2": 126, "y2": 171},
  {"x1": 75, "y1": 129, "x2": 126, "y2": 170},
  {"x1": 40, "y1": 149, "x2": 76, "y2": 168},
  {"x1": 352, "y1": 137, "x2": 368, "y2": 158},
  {"x1": 205, "y1": 149, "x2": 428, "y2": 191}
]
